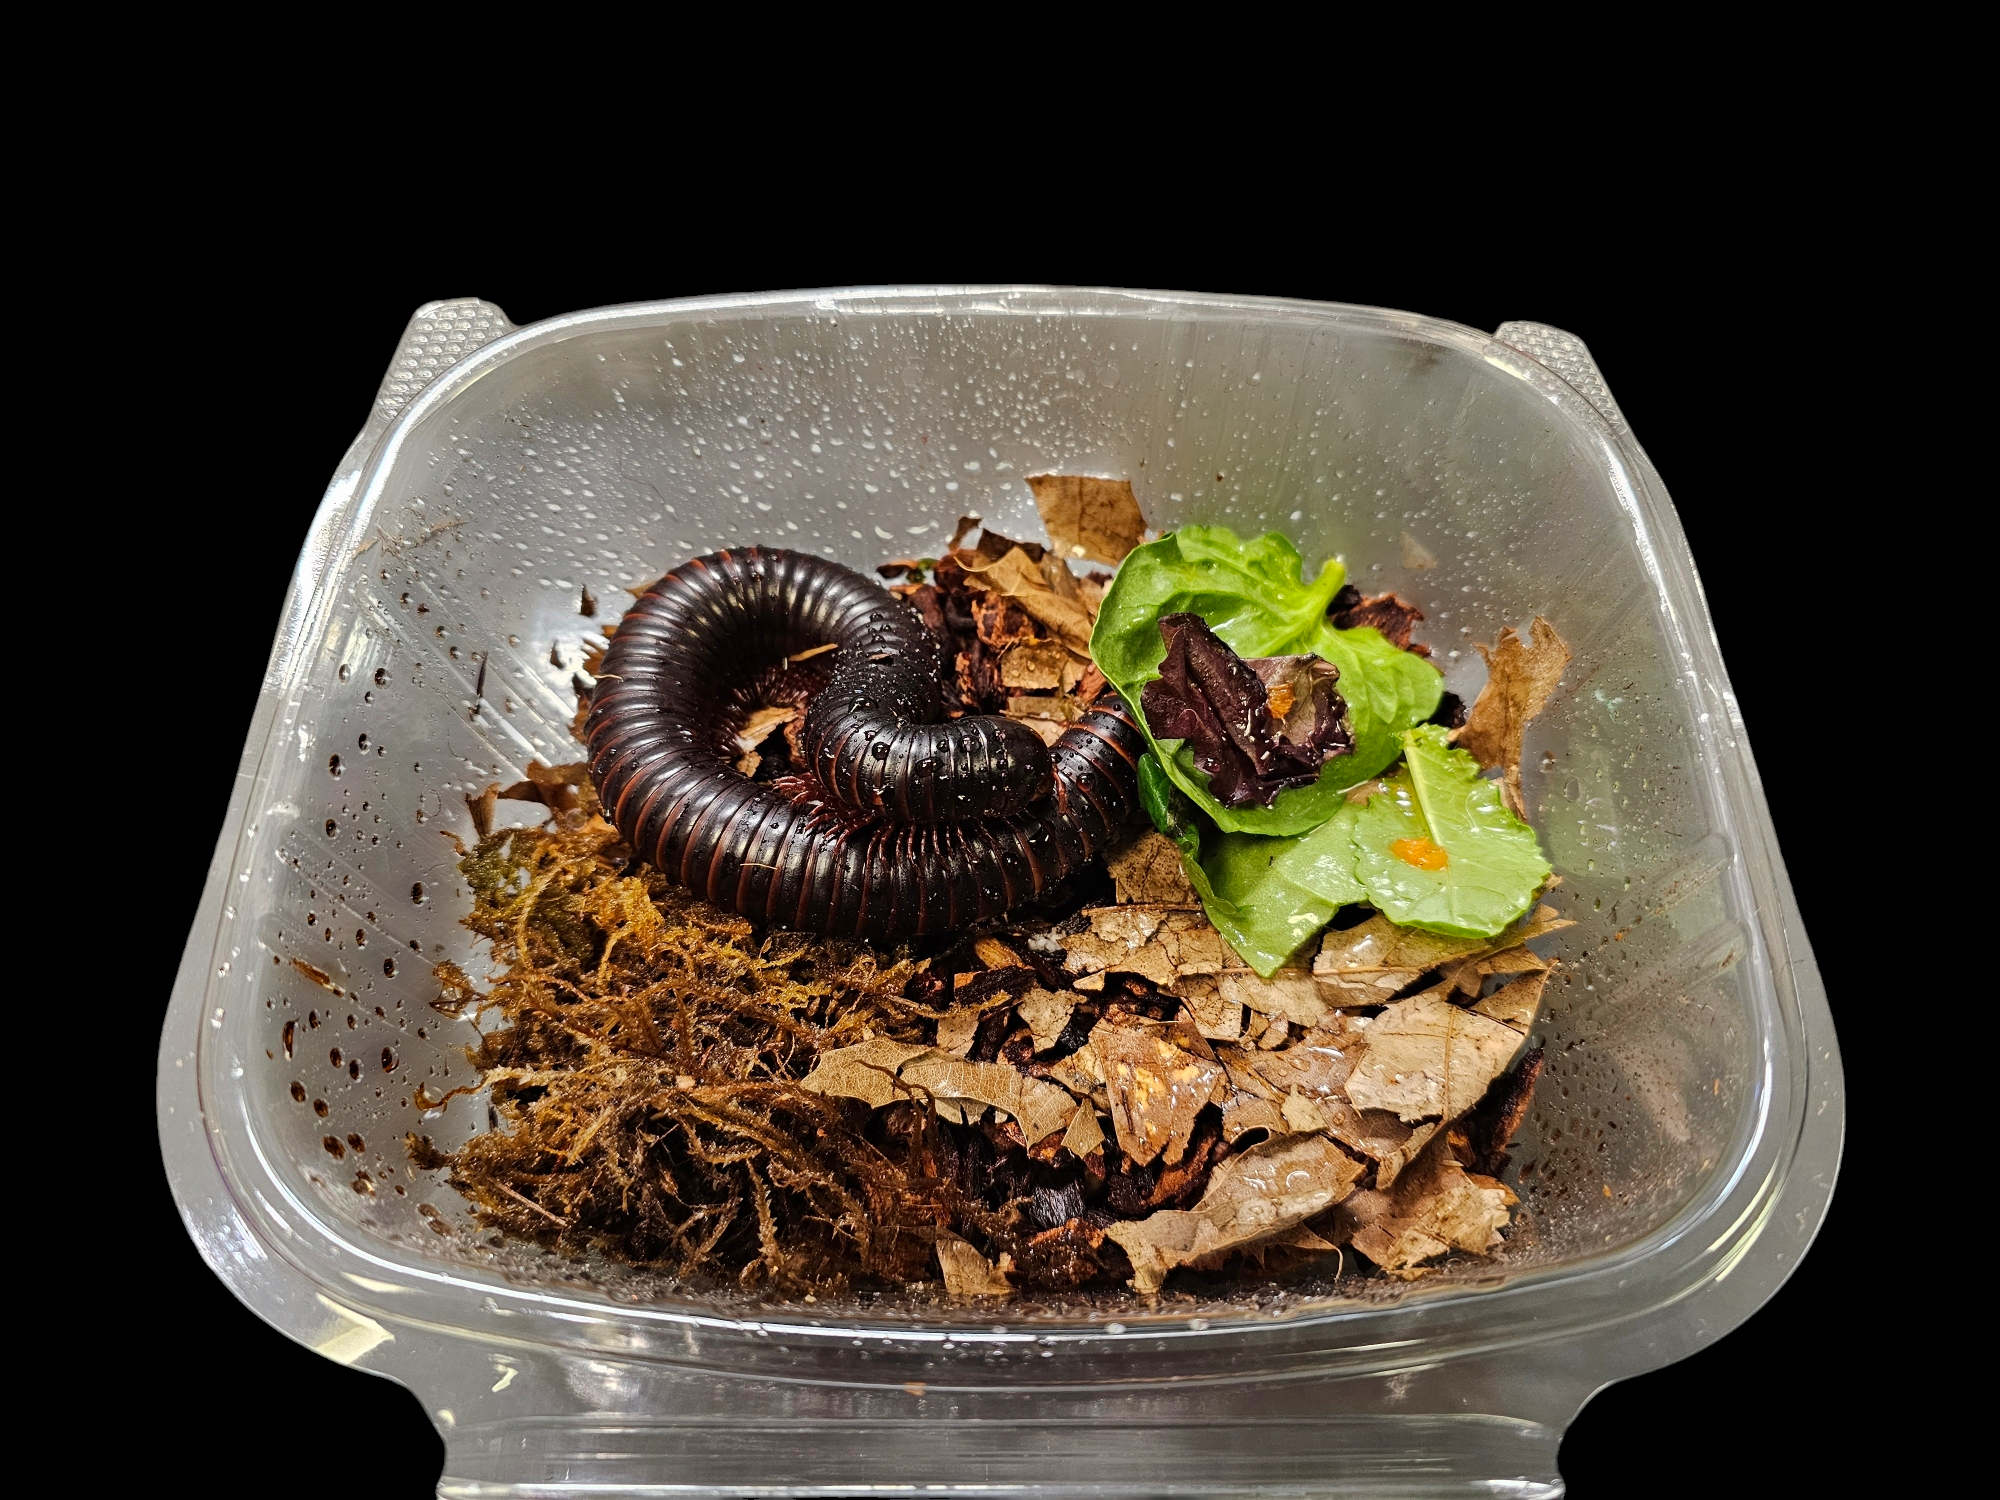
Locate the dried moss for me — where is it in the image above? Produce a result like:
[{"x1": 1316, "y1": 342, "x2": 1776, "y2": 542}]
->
[{"x1": 414, "y1": 773, "x2": 1049, "y2": 1294}]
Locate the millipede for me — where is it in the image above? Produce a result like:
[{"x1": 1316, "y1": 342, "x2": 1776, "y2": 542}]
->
[{"x1": 585, "y1": 547, "x2": 1145, "y2": 938}]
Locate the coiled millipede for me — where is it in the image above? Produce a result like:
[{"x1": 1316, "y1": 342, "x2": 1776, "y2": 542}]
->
[{"x1": 585, "y1": 547, "x2": 1145, "y2": 938}]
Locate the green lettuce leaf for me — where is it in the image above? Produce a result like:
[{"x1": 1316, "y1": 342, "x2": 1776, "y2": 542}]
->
[
  {"x1": 1092, "y1": 525, "x2": 1443, "y2": 835},
  {"x1": 1200, "y1": 831, "x2": 1338, "y2": 977},
  {"x1": 1139, "y1": 752, "x2": 1360, "y2": 976},
  {"x1": 1350, "y1": 725, "x2": 1550, "y2": 939}
]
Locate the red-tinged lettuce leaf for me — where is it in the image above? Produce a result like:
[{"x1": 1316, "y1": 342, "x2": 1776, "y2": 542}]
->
[{"x1": 1139, "y1": 613, "x2": 1354, "y2": 809}]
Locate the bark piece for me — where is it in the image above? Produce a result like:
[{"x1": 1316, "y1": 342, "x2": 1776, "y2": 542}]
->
[
  {"x1": 1090, "y1": 1020, "x2": 1225, "y2": 1167},
  {"x1": 1453, "y1": 616, "x2": 1571, "y2": 817},
  {"x1": 1103, "y1": 1135, "x2": 1365, "y2": 1292},
  {"x1": 1342, "y1": 991, "x2": 1525, "y2": 1123},
  {"x1": 1025, "y1": 473, "x2": 1148, "y2": 565},
  {"x1": 732, "y1": 704, "x2": 800, "y2": 775}
]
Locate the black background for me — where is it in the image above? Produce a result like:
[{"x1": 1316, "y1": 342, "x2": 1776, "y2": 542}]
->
[{"x1": 111, "y1": 225, "x2": 1894, "y2": 1495}]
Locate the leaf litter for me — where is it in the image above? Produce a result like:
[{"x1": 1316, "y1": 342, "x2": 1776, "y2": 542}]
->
[{"x1": 410, "y1": 482, "x2": 1578, "y2": 1300}]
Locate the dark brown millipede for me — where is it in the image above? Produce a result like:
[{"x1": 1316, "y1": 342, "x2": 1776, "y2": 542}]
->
[{"x1": 585, "y1": 547, "x2": 1145, "y2": 938}]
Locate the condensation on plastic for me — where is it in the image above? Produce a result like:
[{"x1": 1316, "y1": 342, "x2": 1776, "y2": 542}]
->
[{"x1": 158, "y1": 288, "x2": 1842, "y2": 1498}]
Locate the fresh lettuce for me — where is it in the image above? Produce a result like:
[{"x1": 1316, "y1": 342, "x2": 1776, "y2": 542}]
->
[
  {"x1": 1092, "y1": 526, "x2": 1443, "y2": 835},
  {"x1": 1350, "y1": 725, "x2": 1550, "y2": 938}
]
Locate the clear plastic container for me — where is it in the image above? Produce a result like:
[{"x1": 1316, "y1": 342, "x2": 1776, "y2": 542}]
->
[{"x1": 157, "y1": 288, "x2": 1842, "y2": 1498}]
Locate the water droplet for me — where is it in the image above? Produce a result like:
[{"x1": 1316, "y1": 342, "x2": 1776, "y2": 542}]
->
[
  {"x1": 358, "y1": 733, "x2": 371, "y2": 751},
  {"x1": 328, "y1": 754, "x2": 343, "y2": 777},
  {"x1": 374, "y1": 667, "x2": 388, "y2": 686},
  {"x1": 338, "y1": 663, "x2": 350, "y2": 683},
  {"x1": 383, "y1": 957, "x2": 397, "y2": 978},
  {"x1": 412, "y1": 882, "x2": 426, "y2": 903}
]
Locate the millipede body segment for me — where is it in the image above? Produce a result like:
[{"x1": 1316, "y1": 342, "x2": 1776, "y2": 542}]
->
[{"x1": 585, "y1": 547, "x2": 1145, "y2": 938}]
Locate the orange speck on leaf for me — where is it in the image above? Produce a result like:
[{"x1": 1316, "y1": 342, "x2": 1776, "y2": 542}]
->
[{"x1": 1391, "y1": 836, "x2": 1450, "y2": 872}]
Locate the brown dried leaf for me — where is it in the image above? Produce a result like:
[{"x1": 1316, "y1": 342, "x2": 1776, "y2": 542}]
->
[
  {"x1": 1090, "y1": 1021, "x2": 1224, "y2": 1167},
  {"x1": 1311, "y1": 906, "x2": 1571, "y2": 1006},
  {"x1": 899, "y1": 1055, "x2": 1079, "y2": 1146},
  {"x1": 732, "y1": 704, "x2": 800, "y2": 775},
  {"x1": 1003, "y1": 694, "x2": 1082, "y2": 723},
  {"x1": 1060, "y1": 1103, "x2": 1106, "y2": 1160},
  {"x1": 1104, "y1": 1135, "x2": 1365, "y2": 1292},
  {"x1": 1334, "y1": 1143, "x2": 1516, "y2": 1274},
  {"x1": 798, "y1": 1038, "x2": 937, "y2": 1109},
  {"x1": 957, "y1": 544, "x2": 1096, "y2": 651},
  {"x1": 1025, "y1": 473, "x2": 1148, "y2": 566},
  {"x1": 1016, "y1": 990, "x2": 1075, "y2": 1052},
  {"x1": 1217, "y1": 1093, "x2": 1287, "y2": 1143},
  {"x1": 1106, "y1": 831, "x2": 1200, "y2": 907},
  {"x1": 1174, "y1": 978, "x2": 1244, "y2": 1042},
  {"x1": 1400, "y1": 531, "x2": 1438, "y2": 570},
  {"x1": 1343, "y1": 991, "x2": 1525, "y2": 1123},
  {"x1": 1471, "y1": 969, "x2": 1551, "y2": 1033},
  {"x1": 998, "y1": 639, "x2": 1070, "y2": 690},
  {"x1": 1218, "y1": 969, "x2": 1327, "y2": 1029},
  {"x1": 1064, "y1": 907, "x2": 1229, "y2": 990},
  {"x1": 936, "y1": 1009, "x2": 982, "y2": 1058},
  {"x1": 936, "y1": 1236, "x2": 1014, "y2": 1296},
  {"x1": 1453, "y1": 616, "x2": 1571, "y2": 817}
]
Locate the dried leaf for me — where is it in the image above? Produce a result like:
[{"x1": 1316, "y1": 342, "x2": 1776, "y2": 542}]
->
[
  {"x1": 998, "y1": 640, "x2": 1070, "y2": 690},
  {"x1": 936, "y1": 1236, "x2": 1014, "y2": 1296},
  {"x1": 1282, "y1": 1088, "x2": 1329, "y2": 1133},
  {"x1": 936, "y1": 1009, "x2": 982, "y2": 1058},
  {"x1": 1061, "y1": 1104, "x2": 1106, "y2": 1160},
  {"x1": 1090, "y1": 1021, "x2": 1225, "y2": 1167},
  {"x1": 1218, "y1": 969, "x2": 1327, "y2": 1030},
  {"x1": 1471, "y1": 969, "x2": 1551, "y2": 1033},
  {"x1": 798, "y1": 1038, "x2": 938, "y2": 1109},
  {"x1": 1334, "y1": 1143, "x2": 1516, "y2": 1273},
  {"x1": 1042, "y1": 1043, "x2": 1105, "y2": 1102},
  {"x1": 1025, "y1": 473, "x2": 1148, "y2": 565},
  {"x1": 1311, "y1": 906, "x2": 1571, "y2": 1006},
  {"x1": 1453, "y1": 617, "x2": 1571, "y2": 817},
  {"x1": 1016, "y1": 990, "x2": 1075, "y2": 1051},
  {"x1": 1330, "y1": 588, "x2": 1430, "y2": 656},
  {"x1": 1342, "y1": 991, "x2": 1525, "y2": 1123},
  {"x1": 1106, "y1": 831, "x2": 1200, "y2": 907},
  {"x1": 1400, "y1": 531, "x2": 1438, "y2": 570},
  {"x1": 1002, "y1": 693, "x2": 1081, "y2": 723},
  {"x1": 1173, "y1": 978, "x2": 1245, "y2": 1042},
  {"x1": 733, "y1": 704, "x2": 800, "y2": 775},
  {"x1": 1104, "y1": 1135, "x2": 1365, "y2": 1292},
  {"x1": 957, "y1": 545, "x2": 1096, "y2": 651},
  {"x1": 900, "y1": 1055, "x2": 1079, "y2": 1146},
  {"x1": 1217, "y1": 1093, "x2": 1287, "y2": 1144},
  {"x1": 1064, "y1": 907, "x2": 1230, "y2": 990}
]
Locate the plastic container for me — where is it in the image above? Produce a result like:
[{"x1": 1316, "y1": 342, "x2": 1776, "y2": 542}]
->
[{"x1": 158, "y1": 288, "x2": 1842, "y2": 1498}]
